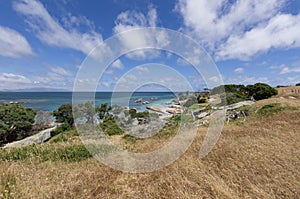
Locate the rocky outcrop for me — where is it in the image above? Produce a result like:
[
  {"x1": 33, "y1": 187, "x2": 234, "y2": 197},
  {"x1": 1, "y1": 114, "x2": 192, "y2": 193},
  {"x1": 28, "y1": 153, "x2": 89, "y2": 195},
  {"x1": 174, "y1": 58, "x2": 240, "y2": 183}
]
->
[
  {"x1": 142, "y1": 101, "x2": 150, "y2": 105},
  {"x1": 135, "y1": 99, "x2": 142, "y2": 103},
  {"x1": 166, "y1": 108, "x2": 182, "y2": 114},
  {"x1": 213, "y1": 101, "x2": 254, "y2": 110},
  {"x1": 3, "y1": 126, "x2": 57, "y2": 148},
  {"x1": 146, "y1": 106, "x2": 164, "y2": 113}
]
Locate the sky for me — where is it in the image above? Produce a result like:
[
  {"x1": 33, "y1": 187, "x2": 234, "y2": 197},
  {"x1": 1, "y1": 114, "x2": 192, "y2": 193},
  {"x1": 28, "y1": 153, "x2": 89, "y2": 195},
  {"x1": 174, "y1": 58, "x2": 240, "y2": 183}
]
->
[{"x1": 0, "y1": 0, "x2": 300, "y2": 91}]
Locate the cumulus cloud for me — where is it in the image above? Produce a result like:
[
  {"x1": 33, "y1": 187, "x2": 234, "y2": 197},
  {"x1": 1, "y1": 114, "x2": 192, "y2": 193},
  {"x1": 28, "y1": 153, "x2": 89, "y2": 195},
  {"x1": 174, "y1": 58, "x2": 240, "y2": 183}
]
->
[
  {"x1": 234, "y1": 67, "x2": 244, "y2": 74},
  {"x1": 13, "y1": 0, "x2": 102, "y2": 55},
  {"x1": 0, "y1": 72, "x2": 31, "y2": 84},
  {"x1": 113, "y1": 6, "x2": 169, "y2": 60},
  {"x1": 111, "y1": 59, "x2": 124, "y2": 70},
  {"x1": 176, "y1": 0, "x2": 300, "y2": 61},
  {"x1": 50, "y1": 66, "x2": 73, "y2": 76},
  {"x1": 280, "y1": 66, "x2": 300, "y2": 74},
  {"x1": 0, "y1": 26, "x2": 34, "y2": 58}
]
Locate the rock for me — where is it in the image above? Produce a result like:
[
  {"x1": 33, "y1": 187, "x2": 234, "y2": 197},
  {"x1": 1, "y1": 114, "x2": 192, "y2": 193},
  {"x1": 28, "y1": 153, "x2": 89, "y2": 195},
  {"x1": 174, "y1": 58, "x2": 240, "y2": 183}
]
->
[
  {"x1": 150, "y1": 97, "x2": 158, "y2": 101},
  {"x1": 142, "y1": 101, "x2": 150, "y2": 105},
  {"x1": 197, "y1": 112, "x2": 210, "y2": 119},
  {"x1": 146, "y1": 106, "x2": 164, "y2": 113},
  {"x1": 130, "y1": 107, "x2": 137, "y2": 112},
  {"x1": 168, "y1": 104, "x2": 181, "y2": 109},
  {"x1": 135, "y1": 99, "x2": 142, "y2": 103},
  {"x1": 3, "y1": 126, "x2": 57, "y2": 148},
  {"x1": 214, "y1": 101, "x2": 255, "y2": 110},
  {"x1": 166, "y1": 108, "x2": 182, "y2": 114}
]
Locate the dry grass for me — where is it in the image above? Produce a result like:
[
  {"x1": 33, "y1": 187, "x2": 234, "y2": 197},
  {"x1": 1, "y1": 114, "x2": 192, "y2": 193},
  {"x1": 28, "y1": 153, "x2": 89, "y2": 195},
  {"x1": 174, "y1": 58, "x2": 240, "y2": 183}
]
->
[{"x1": 0, "y1": 98, "x2": 299, "y2": 198}]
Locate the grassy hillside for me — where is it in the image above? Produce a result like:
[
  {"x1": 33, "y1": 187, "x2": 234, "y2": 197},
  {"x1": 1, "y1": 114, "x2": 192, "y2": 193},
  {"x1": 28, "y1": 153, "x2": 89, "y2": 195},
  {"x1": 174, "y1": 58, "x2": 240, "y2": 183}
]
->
[{"x1": 1, "y1": 97, "x2": 299, "y2": 198}]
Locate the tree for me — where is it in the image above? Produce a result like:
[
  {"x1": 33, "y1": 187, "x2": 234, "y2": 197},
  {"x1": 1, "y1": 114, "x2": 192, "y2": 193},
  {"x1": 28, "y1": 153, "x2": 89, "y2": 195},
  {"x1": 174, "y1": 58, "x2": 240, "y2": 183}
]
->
[
  {"x1": 0, "y1": 104, "x2": 36, "y2": 145},
  {"x1": 53, "y1": 103, "x2": 74, "y2": 126},
  {"x1": 96, "y1": 103, "x2": 123, "y2": 136},
  {"x1": 296, "y1": 83, "x2": 300, "y2": 86},
  {"x1": 247, "y1": 83, "x2": 278, "y2": 100},
  {"x1": 73, "y1": 101, "x2": 95, "y2": 124},
  {"x1": 96, "y1": 103, "x2": 112, "y2": 121}
]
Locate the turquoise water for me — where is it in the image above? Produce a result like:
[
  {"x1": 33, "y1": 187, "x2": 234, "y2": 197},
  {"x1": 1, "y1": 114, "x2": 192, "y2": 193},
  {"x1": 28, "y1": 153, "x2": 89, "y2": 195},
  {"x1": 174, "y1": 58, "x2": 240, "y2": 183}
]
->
[{"x1": 0, "y1": 92, "x2": 177, "y2": 112}]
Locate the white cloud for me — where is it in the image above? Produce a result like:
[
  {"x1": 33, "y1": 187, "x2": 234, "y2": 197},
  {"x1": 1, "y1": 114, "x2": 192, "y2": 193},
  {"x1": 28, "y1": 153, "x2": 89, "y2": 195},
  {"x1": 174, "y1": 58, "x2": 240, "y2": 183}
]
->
[
  {"x1": 0, "y1": 26, "x2": 34, "y2": 58},
  {"x1": 176, "y1": 57, "x2": 189, "y2": 66},
  {"x1": 269, "y1": 64, "x2": 285, "y2": 70},
  {"x1": 13, "y1": 0, "x2": 102, "y2": 55},
  {"x1": 234, "y1": 67, "x2": 244, "y2": 74},
  {"x1": 225, "y1": 75, "x2": 270, "y2": 85},
  {"x1": 0, "y1": 73, "x2": 31, "y2": 84},
  {"x1": 280, "y1": 66, "x2": 300, "y2": 74},
  {"x1": 176, "y1": 0, "x2": 300, "y2": 61},
  {"x1": 217, "y1": 14, "x2": 300, "y2": 60},
  {"x1": 113, "y1": 7, "x2": 169, "y2": 60},
  {"x1": 50, "y1": 66, "x2": 73, "y2": 76},
  {"x1": 111, "y1": 59, "x2": 124, "y2": 70},
  {"x1": 136, "y1": 66, "x2": 149, "y2": 73}
]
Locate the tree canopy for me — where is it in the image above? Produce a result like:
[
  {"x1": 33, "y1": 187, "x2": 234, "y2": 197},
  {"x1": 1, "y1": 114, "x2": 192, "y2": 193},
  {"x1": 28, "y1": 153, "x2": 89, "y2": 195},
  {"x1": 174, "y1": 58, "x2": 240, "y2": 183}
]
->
[
  {"x1": 53, "y1": 103, "x2": 74, "y2": 126},
  {"x1": 0, "y1": 104, "x2": 36, "y2": 146},
  {"x1": 211, "y1": 83, "x2": 278, "y2": 105}
]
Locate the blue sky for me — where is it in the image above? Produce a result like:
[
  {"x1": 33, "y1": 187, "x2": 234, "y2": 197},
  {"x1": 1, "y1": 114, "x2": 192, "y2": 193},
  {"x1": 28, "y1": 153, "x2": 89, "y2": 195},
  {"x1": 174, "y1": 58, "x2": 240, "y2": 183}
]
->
[{"x1": 0, "y1": 0, "x2": 300, "y2": 91}]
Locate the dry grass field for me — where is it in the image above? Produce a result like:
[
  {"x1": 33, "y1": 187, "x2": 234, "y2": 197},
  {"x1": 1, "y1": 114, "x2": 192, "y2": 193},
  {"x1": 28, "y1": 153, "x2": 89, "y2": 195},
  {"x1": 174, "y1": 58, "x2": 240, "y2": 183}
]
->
[{"x1": 1, "y1": 97, "x2": 299, "y2": 198}]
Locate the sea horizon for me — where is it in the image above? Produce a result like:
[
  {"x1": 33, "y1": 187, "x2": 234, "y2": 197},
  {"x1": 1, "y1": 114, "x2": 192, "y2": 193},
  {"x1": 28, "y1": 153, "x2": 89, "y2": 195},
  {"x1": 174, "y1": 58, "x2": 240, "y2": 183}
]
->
[{"x1": 0, "y1": 91, "x2": 180, "y2": 112}]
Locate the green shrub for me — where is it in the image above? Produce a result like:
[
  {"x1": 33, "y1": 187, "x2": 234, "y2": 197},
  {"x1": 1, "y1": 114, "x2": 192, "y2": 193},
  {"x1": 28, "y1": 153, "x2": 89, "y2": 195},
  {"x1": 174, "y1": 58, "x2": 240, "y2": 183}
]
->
[
  {"x1": 99, "y1": 119, "x2": 123, "y2": 136},
  {"x1": 256, "y1": 103, "x2": 295, "y2": 116},
  {"x1": 197, "y1": 98, "x2": 207, "y2": 103},
  {"x1": 53, "y1": 103, "x2": 74, "y2": 126},
  {"x1": 0, "y1": 144, "x2": 91, "y2": 162},
  {"x1": 50, "y1": 129, "x2": 78, "y2": 143},
  {"x1": 0, "y1": 104, "x2": 36, "y2": 146}
]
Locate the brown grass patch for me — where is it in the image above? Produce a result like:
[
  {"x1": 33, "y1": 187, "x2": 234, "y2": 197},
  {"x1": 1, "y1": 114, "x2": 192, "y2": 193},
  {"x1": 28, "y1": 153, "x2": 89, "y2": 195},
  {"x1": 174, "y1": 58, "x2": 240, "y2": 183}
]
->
[{"x1": 0, "y1": 98, "x2": 299, "y2": 198}]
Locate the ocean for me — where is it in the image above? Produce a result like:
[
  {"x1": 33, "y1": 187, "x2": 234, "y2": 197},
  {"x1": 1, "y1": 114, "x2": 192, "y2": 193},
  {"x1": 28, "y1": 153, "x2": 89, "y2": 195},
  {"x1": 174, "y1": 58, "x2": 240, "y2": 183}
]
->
[{"x1": 0, "y1": 92, "x2": 177, "y2": 112}]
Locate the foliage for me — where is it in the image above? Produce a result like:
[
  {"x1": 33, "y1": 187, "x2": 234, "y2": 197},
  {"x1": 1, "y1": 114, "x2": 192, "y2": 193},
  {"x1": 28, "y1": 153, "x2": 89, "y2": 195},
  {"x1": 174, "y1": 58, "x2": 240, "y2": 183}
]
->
[
  {"x1": 0, "y1": 144, "x2": 91, "y2": 162},
  {"x1": 0, "y1": 104, "x2": 36, "y2": 146},
  {"x1": 53, "y1": 103, "x2": 74, "y2": 126},
  {"x1": 220, "y1": 92, "x2": 246, "y2": 105},
  {"x1": 247, "y1": 83, "x2": 278, "y2": 100},
  {"x1": 129, "y1": 109, "x2": 150, "y2": 119},
  {"x1": 296, "y1": 83, "x2": 300, "y2": 86},
  {"x1": 73, "y1": 101, "x2": 95, "y2": 124},
  {"x1": 154, "y1": 122, "x2": 179, "y2": 138},
  {"x1": 99, "y1": 119, "x2": 123, "y2": 136},
  {"x1": 50, "y1": 129, "x2": 78, "y2": 143},
  {"x1": 95, "y1": 103, "x2": 123, "y2": 136},
  {"x1": 256, "y1": 103, "x2": 295, "y2": 116},
  {"x1": 183, "y1": 96, "x2": 198, "y2": 107},
  {"x1": 213, "y1": 83, "x2": 278, "y2": 105},
  {"x1": 197, "y1": 97, "x2": 207, "y2": 103},
  {"x1": 96, "y1": 103, "x2": 111, "y2": 120}
]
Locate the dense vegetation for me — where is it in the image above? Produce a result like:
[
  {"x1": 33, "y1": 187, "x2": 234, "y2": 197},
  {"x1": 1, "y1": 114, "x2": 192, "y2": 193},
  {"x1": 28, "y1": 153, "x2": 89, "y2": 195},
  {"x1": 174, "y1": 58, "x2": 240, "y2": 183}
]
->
[
  {"x1": 0, "y1": 104, "x2": 36, "y2": 146},
  {"x1": 211, "y1": 83, "x2": 278, "y2": 105}
]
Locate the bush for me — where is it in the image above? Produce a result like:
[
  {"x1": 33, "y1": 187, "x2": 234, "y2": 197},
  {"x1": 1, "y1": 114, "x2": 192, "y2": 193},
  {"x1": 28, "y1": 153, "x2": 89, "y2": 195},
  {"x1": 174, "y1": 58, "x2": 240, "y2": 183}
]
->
[
  {"x1": 247, "y1": 83, "x2": 278, "y2": 100},
  {"x1": 256, "y1": 103, "x2": 295, "y2": 116},
  {"x1": 99, "y1": 119, "x2": 123, "y2": 136},
  {"x1": 0, "y1": 104, "x2": 36, "y2": 146},
  {"x1": 197, "y1": 98, "x2": 207, "y2": 103},
  {"x1": 221, "y1": 92, "x2": 246, "y2": 105},
  {"x1": 0, "y1": 144, "x2": 91, "y2": 162},
  {"x1": 212, "y1": 83, "x2": 277, "y2": 105},
  {"x1": 53, "y1": 103, "x2": 74, "y2": 126},
  {"x1": 183, "y1": 96, "x2": 197, "y2": 107}
]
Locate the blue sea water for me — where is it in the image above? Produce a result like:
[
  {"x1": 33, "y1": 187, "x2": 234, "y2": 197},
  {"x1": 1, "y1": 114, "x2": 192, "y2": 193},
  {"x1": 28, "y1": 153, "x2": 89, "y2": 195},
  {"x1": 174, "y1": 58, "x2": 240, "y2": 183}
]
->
[{"x1": 0, "y1": 92, "x2": 177, "y2": 112}]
